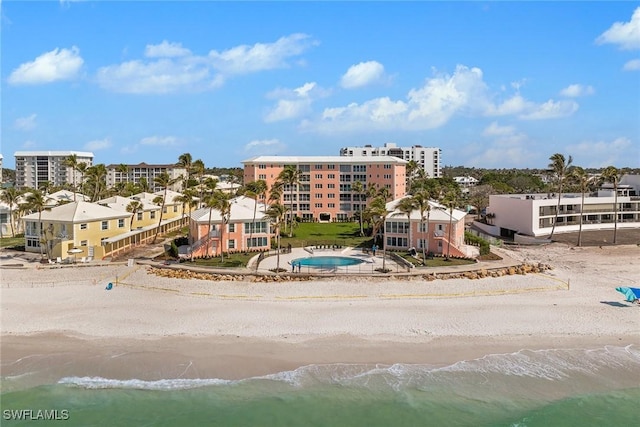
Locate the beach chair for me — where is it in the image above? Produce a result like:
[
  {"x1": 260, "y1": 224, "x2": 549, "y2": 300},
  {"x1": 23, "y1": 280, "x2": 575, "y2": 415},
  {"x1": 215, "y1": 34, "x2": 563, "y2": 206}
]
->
[
  {"x1": 80, "y1": 256, "x2": 86, "y2": 263},
  {"x1": 56, "y1": 257, "x2": 62, "y2": 264},
  {"x1": 48, "y1": 259, "x2": 56, "y2": 265}
]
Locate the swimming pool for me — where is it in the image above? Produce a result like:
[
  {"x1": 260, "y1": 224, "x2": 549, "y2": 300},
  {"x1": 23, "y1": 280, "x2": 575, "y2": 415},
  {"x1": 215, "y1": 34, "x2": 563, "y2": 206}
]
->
[{"x1": 292, "y1": 256, "x2": 364, "y2": 268}]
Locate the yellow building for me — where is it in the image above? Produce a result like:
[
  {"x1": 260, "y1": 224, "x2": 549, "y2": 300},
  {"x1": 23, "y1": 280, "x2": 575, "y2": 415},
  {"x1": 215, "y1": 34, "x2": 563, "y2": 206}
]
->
[{"x1": 22, "y1": 201, "x2": 132, "y2": 261}]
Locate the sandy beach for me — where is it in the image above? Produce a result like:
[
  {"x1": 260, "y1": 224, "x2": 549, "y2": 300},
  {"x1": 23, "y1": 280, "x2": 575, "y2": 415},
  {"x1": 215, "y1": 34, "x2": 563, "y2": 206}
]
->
[{"x1": 2, "y1": 243, "x2": 639, "y2": 384}]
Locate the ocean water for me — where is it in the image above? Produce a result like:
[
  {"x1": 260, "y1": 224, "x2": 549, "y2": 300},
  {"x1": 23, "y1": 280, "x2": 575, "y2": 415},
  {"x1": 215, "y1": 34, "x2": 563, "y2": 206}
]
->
[{"x1": 2, "y1": 346, "x2": 639, "y2": 427}]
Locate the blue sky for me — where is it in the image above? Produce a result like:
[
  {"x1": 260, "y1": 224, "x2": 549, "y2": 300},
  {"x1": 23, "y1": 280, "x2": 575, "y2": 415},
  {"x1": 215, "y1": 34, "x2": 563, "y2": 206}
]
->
[{"x1": 2, "y1": 1, "x2": 639, "y2": 170}]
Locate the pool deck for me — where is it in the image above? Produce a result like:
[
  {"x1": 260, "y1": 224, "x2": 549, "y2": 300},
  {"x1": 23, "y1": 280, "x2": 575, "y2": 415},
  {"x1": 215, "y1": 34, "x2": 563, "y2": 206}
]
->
[{"x1": 255, "y1": 247, "x2": 406, "y2": 274}]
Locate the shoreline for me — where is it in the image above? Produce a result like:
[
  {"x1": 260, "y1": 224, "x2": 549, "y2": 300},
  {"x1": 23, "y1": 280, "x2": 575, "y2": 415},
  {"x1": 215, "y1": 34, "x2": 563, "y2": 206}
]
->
[{"x1": 3, "y1": 333, "x2": 639, "y2": 385}]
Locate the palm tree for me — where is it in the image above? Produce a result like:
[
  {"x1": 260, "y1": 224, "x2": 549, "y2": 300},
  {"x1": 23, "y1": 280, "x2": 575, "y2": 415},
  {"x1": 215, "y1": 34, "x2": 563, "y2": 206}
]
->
[
  {"x1": 266, "y1": 202, "x2": 287, "y2": 271},
  {"x1": 138, "y1": 177, "x2": 151, "y2": 193},
  {"x1": 0, "y1": 187, "x2": 22, "y2": 236},
  {"x1": 601, "y1": 166, "x2": 623, "y2": 244},
  {"x1": 26, "y1": 190, "x2": 48, "y2": 258},
  {"x1": 116, "y1": 163, "x2": 129, "y2": 189},
  {"x1": 85, "y1": 164, "x2": 108, "y2": 202},
  {"x1": 177, "y1": 153, "x2": 193, "y2": 190},
  {"x1": 152, "y1": 172, "x2": 180, "y2": 243},
  {"x1": 192, "y1": 159, "x2": 206, "y2": 206},
  {"x1": 63, "y1": 154, "x2": 79, "y2": 201},
  {"x1": 126, "y1": 200, "x2": 143, "y2": 231},
  {"x1": 76, "y1": 162, "x2": 88, "y2": 196},
  {"x1": 275, "y1": 165, "x2": 302, "y2": 237},
  {"x1": 243, "y1": 180, "x2": 267, "y2": 251},
  {"x1": 213, "y1": 190, "x2": 232, "y2": 262},
  {"x1": 406, "y1": 160, "x2": 426, "y2": 194},
  {"x1": 411, "y1": 189, "x2": 433, "y2": 261},
  {"x1": 547, "y1": 153, "x2": 573, "y2": 240},
  {"x1": 569, "y1": 167, "x2": 595, "y2": 247},
  {"x1": 394, "y1": 197, "x2": 416, "y2": 250},
  {"x1": 439, "y1": 189, "x2": 459, "y2": 261},
  {"x1": 351, "y1": 181, "x2": 366, "y2": 236}
]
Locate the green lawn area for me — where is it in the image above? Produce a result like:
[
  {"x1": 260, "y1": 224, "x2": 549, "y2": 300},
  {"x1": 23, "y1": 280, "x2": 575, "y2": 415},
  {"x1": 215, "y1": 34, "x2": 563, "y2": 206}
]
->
[
  {"x1": 0, "y1": 235, "x2": 24, "y2": 248},
  {"x1": 186, "y1": 252, "x2": 256, "y2": 268},
  {"x1": 278, "y1": 222, "x2": 374, "y2": 248},
  {"x1": 396, "y1": 252, "x2": 476, "y2": 267}
]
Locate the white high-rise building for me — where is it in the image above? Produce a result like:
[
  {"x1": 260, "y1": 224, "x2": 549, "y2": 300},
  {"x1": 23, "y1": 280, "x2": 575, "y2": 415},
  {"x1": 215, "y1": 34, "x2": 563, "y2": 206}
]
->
[
  {"x1": 105, "y1": 162, "x2": 186, "y2": 192},
  {"x1": 340, "y1": 143, "x2": 442, "y2": 178},
  {"x1": 14, "y1": 151, "x2": 94, "y2": 189}
]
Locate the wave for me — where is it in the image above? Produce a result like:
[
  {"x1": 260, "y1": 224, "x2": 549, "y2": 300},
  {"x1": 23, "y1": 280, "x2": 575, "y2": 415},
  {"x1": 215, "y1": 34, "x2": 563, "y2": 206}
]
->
[{"x1": 58, "y1": 345, "x2": 640, "y2": 392}]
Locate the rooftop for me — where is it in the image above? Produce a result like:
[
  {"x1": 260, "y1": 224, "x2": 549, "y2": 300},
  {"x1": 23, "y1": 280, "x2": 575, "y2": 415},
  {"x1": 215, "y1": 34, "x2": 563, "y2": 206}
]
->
[{"x1": 242, "y1": 155, "x2": 408, "y2": 164}]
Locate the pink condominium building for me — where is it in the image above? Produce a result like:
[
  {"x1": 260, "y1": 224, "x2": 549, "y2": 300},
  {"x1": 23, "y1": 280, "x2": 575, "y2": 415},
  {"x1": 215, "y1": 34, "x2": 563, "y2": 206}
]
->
[{"x1": 242, "y1": 156, "x2": 407, "y2": 222}]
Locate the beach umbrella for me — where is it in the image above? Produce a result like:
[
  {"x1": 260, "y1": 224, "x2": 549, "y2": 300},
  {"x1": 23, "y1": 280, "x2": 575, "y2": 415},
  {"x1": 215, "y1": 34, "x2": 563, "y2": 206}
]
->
[
  {"x1": 615, "y1": 287, "x2": 640, "y2": 303},
  {"x1": 67, "y1": 247, "x2": 83, "y2": 264}
]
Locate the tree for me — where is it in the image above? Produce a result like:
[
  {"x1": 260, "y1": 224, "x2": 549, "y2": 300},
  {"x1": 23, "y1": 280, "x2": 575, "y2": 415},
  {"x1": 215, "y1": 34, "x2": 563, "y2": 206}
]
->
[
  {"x1": 192, "y1": 159, "x2": 206, "y2": 206},
  {"x1": 209, "y1": 190, "x2": 232, "y2": 262},
  {"x1": 569, "y1": 167, "x2": 595, "y2": 247},
  {"x1": 26, "y1": 190, "x2": 48, "y2": 258},
  {"x1": 394, "y1": 197, "x2": 416, "y2": 249},
  {"x1": 406, "y1": 160, "x2": 426, "y2": 193},
  {"x1": 351, "y1": 181, "x2": 366, "y2": 236},
  {"x1": 243, "y1": 180, "x2": 267, "y2": 251},
  {"x1": 547, "y1": 153, "x2": 573, "y2": 240},
  {"x1": 138, "y1": 177, "x2": 150, "y2": 193},
  {"x1": 0, "y1": 187, "x2": 22, "y2": 236},
  {"x1": 63, "y1": 154, "x2": 79, "y2": 201},
  {"x1": 266, "y1": 202, "x2": 287, "y2": 271},
  {"x1": 85, "y1": 164, "x2": 108, "y2": 202},
  {"x1": 412, "y1": 189, "x2": 433, "y2": 262},
  {"x1": 468, "y1": 184, "x2": 494, "y2": 220},
  {"x1": 126, "y1": 200, "x2": 143, "y2": 231},
  {"x1": 152, "y1": 172, "x2": 180, "y2": 243},
  {"x1": 177, "y1": 153, "x2": 193, "y2": 191},
  {"x1": 601, "y1": 166, "x2": 623, "y2": 244},
  {"x1": 76, "y1": 162, "x2": 88, "y2": 196},
  {"x1": 439, "y1": 189, "x2": 459, "y2": 261},
  {"x1": 275, "y1": 165, "x2": 302, "y2": 237}
]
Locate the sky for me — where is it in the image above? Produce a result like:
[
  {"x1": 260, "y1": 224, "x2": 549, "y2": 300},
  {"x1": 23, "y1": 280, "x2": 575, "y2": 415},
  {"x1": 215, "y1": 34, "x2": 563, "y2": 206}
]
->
[{"x1": 1, "y1": 1, "x2": 639, "y2": 170}]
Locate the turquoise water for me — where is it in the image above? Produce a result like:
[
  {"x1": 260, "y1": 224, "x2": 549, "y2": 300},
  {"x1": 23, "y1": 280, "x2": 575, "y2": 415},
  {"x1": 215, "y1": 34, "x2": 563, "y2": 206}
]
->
[
  {"x1": 2, "y1": 346, "x2": 639, "y2": 426},
  {"x1": 292, "y1": 256, "x2": 364, "y2": 268}
]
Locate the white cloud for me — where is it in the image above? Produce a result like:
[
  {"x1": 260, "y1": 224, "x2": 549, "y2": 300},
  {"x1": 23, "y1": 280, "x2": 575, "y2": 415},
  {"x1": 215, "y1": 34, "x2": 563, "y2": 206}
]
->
[
  {"x1": 519, "y1": 99, "x2": 579, "y2": 120},
  {"x1": 84, "y1": 138, "x2": 112, "y2": 151},
  {"x1": 596, "y1": 7, "x2": 640, "y2": 50},
  {"x1": 8, "y1": 46, "x2": 83, "y2": 85},
  {"x1": 264, "y1": 82, "x2": 329, "y2": 122},
  {"x1": 559, "y1": 84, "x2": 595, "y2": 97},
  {"x1": 140, "y1": 136, "x2": 179, "y2": 146},
  {"x1": 340, "y1": 60, "x2": 386, "y2": 89},
  {"x1": 482, "y1": 122, "x2": 515, "y2": 137},
  {"x1": 96, "y1": 34, "x2": 315, "y2": 94},
  {"x1": 208, "y1": 33, "x2": 317, "y2": 74},
  {"x1": 14, "y1": 114, "x2": 37, "y2": 131},
  {"x1": 623, "y1": 58, "x2": 640, "y2": 71},
  {"x1": 243, "y1": 138, "x2": 286, "y2": 155},
  {"x1": 145, "y1": 40, "x2": 191, "y2": 58},
  {"x1": 22, "y1": 140, "x2": 37, "y2": 149},
  {"x1": 567, "y1": 137, "x2": 633, "y2": 167},
  {"x1": 96, "y1": 58, "x2": 222, "y2": 94},
  {"x1": 304, "y1": 65, "x2": 578, "y2": 133}
]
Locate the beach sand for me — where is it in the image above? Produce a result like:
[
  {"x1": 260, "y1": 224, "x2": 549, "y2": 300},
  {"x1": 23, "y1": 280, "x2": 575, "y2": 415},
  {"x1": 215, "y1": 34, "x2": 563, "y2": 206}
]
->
[{"x1": 2, "y1": 243, "x2": 639, "y2": 385}]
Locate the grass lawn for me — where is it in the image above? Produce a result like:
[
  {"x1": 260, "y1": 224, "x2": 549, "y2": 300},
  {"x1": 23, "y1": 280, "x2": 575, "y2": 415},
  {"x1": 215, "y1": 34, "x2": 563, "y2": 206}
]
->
[
  {"x1": 396, "y1": 252, "x2": 476, "y2": 267},
  {"x1": 278, "y1": 222, "x2": 374, "y2": 248},
  {"x1": 186, "y1": 252, "x2": 256, "y2": 268},
  {"x1": 0, "y1": 235, "x2": 24, "y2": 248}
]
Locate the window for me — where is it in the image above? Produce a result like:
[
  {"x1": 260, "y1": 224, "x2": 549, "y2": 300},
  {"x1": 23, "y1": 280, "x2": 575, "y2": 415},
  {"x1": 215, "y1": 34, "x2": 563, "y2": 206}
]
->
[
  {"x1": 247, "y1": 237, "x2": 267, "y2": 248},
  {"x1": 137, "y1": 212, "x2": 143, "y2": 220},
  {"x1": 315, "y1": 183, "x2": 323, "y2": 189},
  {"x1": 327, "y1": 184, "x2": 335, "y2": 189},
  {"x1": 80, "y1": 240, "x2": 88, "y2": 246},
  {"x1": 315, "y1": 193, "x2": 323, "y2": 198},
  {"x1": 118, "y1": 219, "x2": 125, "y2": 228},
  {"x1": 229, "y1": 223, "x2": 235, "y2": 233},
  {"x1": 299, "y1": 203, "x2": 310, "y2": 211},
  {"x1": 80, "y1": 223, "x2": 88, "y2": 230},
  {"x1": 327, "y1": 165, "x2": 335, "y2": 170},
  {"x1": 315, "y1": 174, "x2": 323, "y2": 179},
  {"x1": 258, "y1": 164, "x2": 267, "y2": 169},
  {"x1": 244, "y1": 222, "x2": 268, "y2": 234},
  {"x1": 328, "y1": 193, "x2": 335, "y2": 199},
  {"x1": 386, "y1": 236, "x2": 408, "y2": 247},
  {"x1": 339, "y1": 203, "x2": 351, "y2": 211},
  {"x1": 385, "y1": 221, "x2": 409, "y2": 234},
  {"x1": 163, "y1": 207, "x2": 167, "y2": 213},
  {"x1": 353, "y1": 165, "x2": 366, "y2": 172},
  {"x1": 150, "y1": 211, "x2": 156, "y2": 219},
  {"x1": 299, "y1": 165, "x2": 310, "y2": 172},
  {"x1": 314, "y1": 164, "x2": 323, "y2": 170},
  {"x1": 340, "y1": 165, "x2": 351, "y2": 172},
  {"x1": 259, "y1": 174, "x2": 267, "y2": 180},
  {"x1": 228, "y1": 239, "x2": 235, "y2": 249},
  {"x1": 384, "y1": 164, "x2": 392, "y2": 169},
  {"x1": 174, "y1": 206, "x2": 178, "y2": 212},
  {"x1": 101, "y1": 221, "x2": 108, "y2": 230},
  {"x1": 328, "y1": 203, "x2": 335, "y2": 208},
  {"x1": 315, "y1": 203, "x2": 323, "y2": 208}
]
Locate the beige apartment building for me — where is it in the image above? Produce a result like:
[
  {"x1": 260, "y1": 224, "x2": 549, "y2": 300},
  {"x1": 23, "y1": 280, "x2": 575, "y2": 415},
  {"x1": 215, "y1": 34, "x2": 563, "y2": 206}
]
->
[
  {"x1": 105, "y1": 162, "x2": 186, "y2": 192},
  {"x1": 242, "y1": 155, "x2": 407, "y2": 222},
  {"x1": 14, "y1": 151, "x2": 94, "y2": 189}
]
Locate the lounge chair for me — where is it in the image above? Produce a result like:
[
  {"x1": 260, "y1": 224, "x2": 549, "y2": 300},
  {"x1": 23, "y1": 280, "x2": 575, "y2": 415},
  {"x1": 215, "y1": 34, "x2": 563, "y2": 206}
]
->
[
  {"x1": 56, "y1": 257, "x2": 62, "y2": 264},
  {"x1": 80, "y1": 256, "x2": 86, "y2": 263}
]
